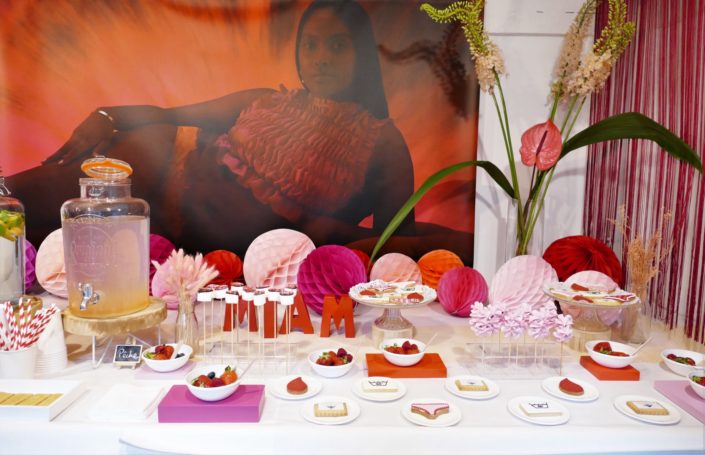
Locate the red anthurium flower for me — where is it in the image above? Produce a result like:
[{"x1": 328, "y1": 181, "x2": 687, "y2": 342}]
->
[{"x1": 519, "y1": 120, "x2": 562, "y2": 171}]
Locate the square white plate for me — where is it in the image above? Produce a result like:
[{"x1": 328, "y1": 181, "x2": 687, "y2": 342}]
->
[{"x1": 0, "y1": 379, "x2": 84, "y2": 421}]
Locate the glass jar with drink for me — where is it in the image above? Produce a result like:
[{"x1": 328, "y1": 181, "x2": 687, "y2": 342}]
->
[
  {"x1": 61, "y1": 157, "x2": 150, "y2": 318},
  {"x1": 0, "y1": 175, "x2": 25, "y2": 304}
]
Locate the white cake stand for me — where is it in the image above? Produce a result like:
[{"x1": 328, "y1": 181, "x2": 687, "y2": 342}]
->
[
  {"x1": 543, "y1": 285, "x2": 640, "y2": 352},
  {"x1": 350, "y1": 282, "x2": 437, "y2": 347}
]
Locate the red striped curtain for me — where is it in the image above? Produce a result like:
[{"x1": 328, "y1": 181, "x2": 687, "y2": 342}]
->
[{"x1": 584, "y1": 0, "x2": 705, "y2": 342}]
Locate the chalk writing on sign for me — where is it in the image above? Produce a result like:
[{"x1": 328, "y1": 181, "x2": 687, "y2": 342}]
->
[{"x1": 114, "y1": 345, "x2": 143, "y2": 364}]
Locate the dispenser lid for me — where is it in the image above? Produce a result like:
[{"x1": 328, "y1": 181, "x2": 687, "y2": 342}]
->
[{"x1": 81, "y1": 156, "x2": 133, "y2": 179}]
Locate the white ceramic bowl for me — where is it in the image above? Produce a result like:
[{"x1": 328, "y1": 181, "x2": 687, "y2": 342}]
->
[
  {"x1": 186, "y1": 363, "x2": 242, "y2": 402},
  {"x1": 380, "y1": 338, "x2": 426, "y2": 367},
  {"x1": 142, "y1": 343, "x2": 193, "y2": 373},
  {"x1": 687, "y1": 370, "x2": 705, "y2": 400},
  {"x1": 585, "y1": 340, "x2": 636, "y2": 369},
  {"x1": 307, "y1": 348, "x2": 355, "y2": 378},
  {"x1": 661, "y1": 348, "x2": 704, "y2": 376}
]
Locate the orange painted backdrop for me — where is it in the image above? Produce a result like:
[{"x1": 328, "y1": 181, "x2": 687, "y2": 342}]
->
[{"x1": 0, "y1": 0, "x2": 477, "y2": 239}]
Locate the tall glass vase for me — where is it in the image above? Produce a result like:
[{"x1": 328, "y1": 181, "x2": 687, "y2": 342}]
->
[
  {"x1": 504, "y1": 198, "x2": 544, "y2": 261},
  {"x1": 175, "y1": 292, "x2": 199, "y2": 355},
  {"x1": 614, "y1": 284, "x2": 651, "y2": 343}
]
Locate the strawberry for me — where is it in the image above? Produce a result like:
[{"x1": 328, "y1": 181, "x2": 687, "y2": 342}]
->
[
  {"x1": 402, "y1": 340, "x2": 411, "y2": 350},
  {"x1": 570, "y1": 283, "x2": 590, "y2": 291},
  {"x1": 345, "y1": 354, "x2": 353, "y2": 363},
  {"x1": 163, "y1": 346, "x2": 175, "y2": 359},
  {"x1": 593, "y1": 342, "x2": 612, "y2": 354},
  {"x1": 220, "y1": 365, "x2": 238, "y2": 385},
  {"x1": 192, "y1": 375, "x2": 212, "y2": 388},
  {"x1": 153, "y1": 353, "x2": 168, "y2": 360},
  {"x1": 337, "y1": 348, "x2": 347, "y2": 357},
  {"x1": 610, "y1": 351, "x2": 629, "y2": 357},
  {"x1": 210, "y1": 378, "x2": 224, "y2": 387}
]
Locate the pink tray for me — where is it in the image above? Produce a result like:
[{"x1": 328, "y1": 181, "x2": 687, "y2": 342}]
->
[
  {"x1": 654, "y1": 380, "x2": 705, "y2": 424},
  {"x1": 158, "y1": 384, "x2": 265, "y2": 423}
]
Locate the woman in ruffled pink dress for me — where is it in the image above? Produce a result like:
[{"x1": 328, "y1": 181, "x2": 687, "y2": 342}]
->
[{"x1": 9, "y1": 0, "x2": 470, "y2": 262}]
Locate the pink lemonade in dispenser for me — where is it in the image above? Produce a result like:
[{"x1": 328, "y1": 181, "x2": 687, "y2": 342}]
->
[{"x1": 62, "y1": 157, "x2": 150, "y2": 318}]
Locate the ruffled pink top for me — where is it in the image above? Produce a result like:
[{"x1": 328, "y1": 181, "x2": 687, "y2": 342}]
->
[{"x1": 220, "y1": 90, "x2": 387, "y2": 222}]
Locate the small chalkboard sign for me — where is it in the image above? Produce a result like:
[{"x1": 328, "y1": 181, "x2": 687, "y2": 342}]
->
[{"x1": 113, "y1": 345, "x2": 143, "y2": 368}]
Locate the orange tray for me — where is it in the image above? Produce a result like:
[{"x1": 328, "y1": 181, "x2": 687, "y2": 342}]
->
[
  {"x1": 580, "y1": 356, "x2": 640, "y2": 381},
  {"x1": 366, "y1": 353, "x2": 447, "y2": 378}
]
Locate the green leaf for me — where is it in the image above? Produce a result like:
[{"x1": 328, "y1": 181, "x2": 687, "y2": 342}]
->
[
  {"x1": 369, "y1": 161, "x2": 513, "y2": 264},
  {"x1": 561, "y1": 112, "x2": 703, "y2": 172}
]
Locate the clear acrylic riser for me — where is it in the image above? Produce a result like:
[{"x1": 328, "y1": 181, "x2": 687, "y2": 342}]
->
[
  {"x1": 191, "y1": 298, "x2": 300, "y2": 375},
  {"x1": 463, "y1": 336, "x2": 568, "y2": 379}
]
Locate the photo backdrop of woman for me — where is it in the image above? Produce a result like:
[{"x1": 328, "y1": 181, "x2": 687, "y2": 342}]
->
[{"x1": 0, "y1": 0, "x2": 478, "y2": 264}]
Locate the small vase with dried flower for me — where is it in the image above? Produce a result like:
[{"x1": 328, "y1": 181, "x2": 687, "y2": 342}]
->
[
  {"x1": 610, "y1": 206, "x2": 672, "y2": 343},
  {"x1": 152, "y1": 249, "x2": 218, "y2": 356}
]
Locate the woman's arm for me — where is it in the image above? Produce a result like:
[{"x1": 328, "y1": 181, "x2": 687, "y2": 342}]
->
[{"x1": 44, "y1": 88, "x2": 274, "y2": 165}]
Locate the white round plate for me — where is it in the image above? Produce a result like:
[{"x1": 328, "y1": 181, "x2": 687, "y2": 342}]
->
[
  {"x1": 507, "y1": 396, "x2": 570, "y2": 426},
  {"x1": 352, "y1": 377, "x2": 406, "y2": 402},
  {"x1": 300, "y1": 396, "x2": 361, "y2": 425},
  {"x1": 445, "y1": 375, "x2": 500, "y2": 400},
  {"x1": 267, "y1": 375, "x2": 322, "y2": 401},
  {"x1": 613, "y1": 394, "x2": 681, "y2": 425},
  {"x1": 541, "y1": 376, "x2": 599, "y2": 402},
  {"x1": 401, "y1": 398, "x2": 462, "y2": 427}
]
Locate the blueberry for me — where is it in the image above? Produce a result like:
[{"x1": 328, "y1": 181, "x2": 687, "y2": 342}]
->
[
  {"x1": 207, "y1": 371, "x2": 216, "y2": 379},
  {"x1": 176, "y1": 353, "x2": 184, "y2": 359}
]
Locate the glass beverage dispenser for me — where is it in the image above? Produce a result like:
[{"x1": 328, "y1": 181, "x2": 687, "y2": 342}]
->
[
  {"x1": 0, "y1": 175, "x2": 25, "y2": 303},
  {"x1": 61, "y1": 157, "x2": 150, "y2": 318}
]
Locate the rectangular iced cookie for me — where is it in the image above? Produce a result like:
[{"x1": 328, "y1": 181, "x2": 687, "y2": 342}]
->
[
  {"x1": 363, "y1": 379, "x2": 398, "y2": 393},
  {"x1": 627, "y1": 400, "x2": 669, "y2": 416},
  {"x1": 455, "y1": 378, "x2": 489, "y2": 392},
  {"x1": 314, "y1": 402, "x2": 348, "y2": 417},
  {"x1": 520, "y1": 401, "x2": 564, "y2": 417}
]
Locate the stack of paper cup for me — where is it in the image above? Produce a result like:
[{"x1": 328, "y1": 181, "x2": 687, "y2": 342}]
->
[{"x1": 34, "y1": 311, "x2": 68, "y2": 376}]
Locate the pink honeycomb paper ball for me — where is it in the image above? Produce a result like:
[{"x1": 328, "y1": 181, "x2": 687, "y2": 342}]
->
[
  {"x1": 297, "y1": 245, "x2": 366, "y2": 314},
  {"x1": 243, "y1": 229, "x2": 315, "y2": 288},
  {"x1": 370, "y1": 253, "x2": 421, "y2": 283},
  {"x1": 149, "y1": 234, "x2": 175, "y2": 291},
  {"x1": 35, "y1": 229, "x2": 67, "y2": 298},
  {"x1": 25, "y1": 240, "x2": 37, "y2": 290},
  {"x1": 437, "y1": 267, "x2": 488, "y2": 317},
  {"x1": 151, "y1": 265, "x2": 179, "y2": 310},
  {"x1": 489, "y1": 255, "x2": 557, "y2": 310}
]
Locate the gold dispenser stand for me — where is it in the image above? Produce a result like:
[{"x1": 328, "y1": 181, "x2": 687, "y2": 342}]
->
[{"x1": 62, "y1": 297, "x2": 167, "y2": 368}]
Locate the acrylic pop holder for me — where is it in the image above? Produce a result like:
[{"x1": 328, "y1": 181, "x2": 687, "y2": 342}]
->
[
  {"x1": 194, "y1": 283, "x2": 299, "y2": 374},
  {"x1": 464, "y1": 333, "x2": 568, "y2": 379}
]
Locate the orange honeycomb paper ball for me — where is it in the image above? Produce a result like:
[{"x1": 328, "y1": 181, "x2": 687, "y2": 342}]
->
[{"x1": 417, "y1": 249, "x2": 464, "y2": 289}]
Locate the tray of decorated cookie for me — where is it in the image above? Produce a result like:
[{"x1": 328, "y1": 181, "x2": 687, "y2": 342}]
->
[
  {"x1": 543, "y1": 282, "x2": 640, "y2": 307},
  {"x1": 0, "y1": 379, "x2": 84, "y2": 421},
  {"x1": 349, "y1": 280, "x2": 437, "y2": 308}
]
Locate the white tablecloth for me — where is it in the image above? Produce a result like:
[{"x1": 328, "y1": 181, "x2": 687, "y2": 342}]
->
[{"x1": 2, "y1": 298, "x2": 704, "y2": 455}]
